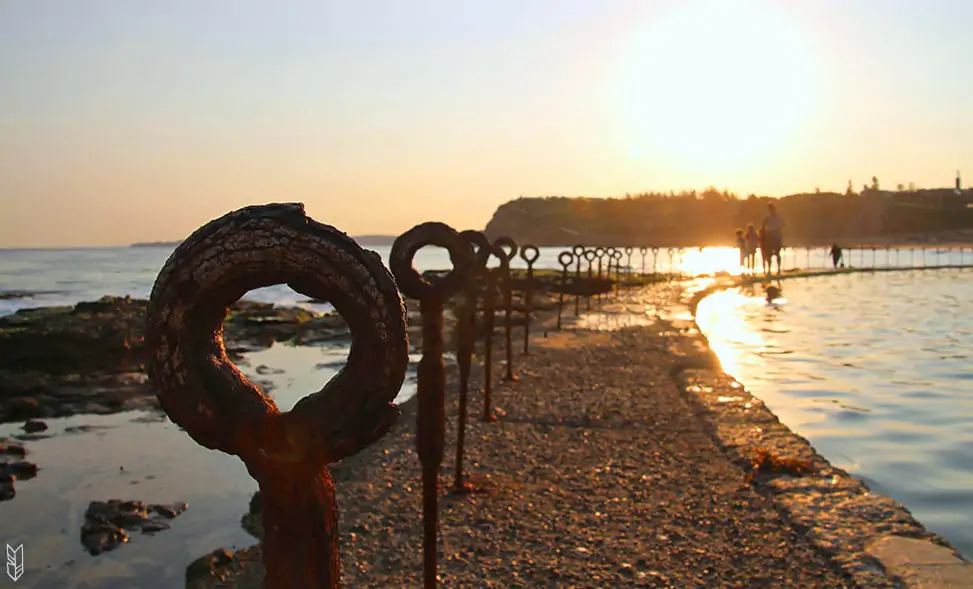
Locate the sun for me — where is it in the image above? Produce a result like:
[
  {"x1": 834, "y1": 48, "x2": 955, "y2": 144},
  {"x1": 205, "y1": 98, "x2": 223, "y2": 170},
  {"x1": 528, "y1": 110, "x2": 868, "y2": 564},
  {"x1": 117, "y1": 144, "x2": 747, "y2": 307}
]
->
[{"x1": 616, "y1": 1, "x2": 819, "y2": 166}]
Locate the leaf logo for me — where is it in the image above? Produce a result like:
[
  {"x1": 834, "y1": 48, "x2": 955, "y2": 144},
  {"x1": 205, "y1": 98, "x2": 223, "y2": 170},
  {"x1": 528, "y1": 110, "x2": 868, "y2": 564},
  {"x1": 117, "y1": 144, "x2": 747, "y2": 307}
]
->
[{"x1": 6, "y1": 543, "x2": 24, "y2": 582}]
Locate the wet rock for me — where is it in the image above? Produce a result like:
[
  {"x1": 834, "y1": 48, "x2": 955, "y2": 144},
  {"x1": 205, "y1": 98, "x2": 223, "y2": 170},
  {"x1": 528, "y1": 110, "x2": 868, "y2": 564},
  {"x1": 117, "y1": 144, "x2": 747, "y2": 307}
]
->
[
  {"x1": 241, "y1": 491, "x2": 263, "y2": 540},
  {"x1": 22, "y1": 419, "x2": 47, "y2": 433},
  {"x1": 2, "y1": 460, "x2": 38, "y2": 480},
  {"x1": 0, "y1": 472, "x2": 13, "y2": 501},
  {"x1": 0, "y1": 440, "x2": 26, "y2": 458},
  {"x1": 186, "y1": 549, "x2": 234, "y2": 583},
  {"x1": 6, "y1": 397, "x2": 40, "y2": 420},
  {"x1": 80, "y1": 499, "x2": 188, "y2": 555}
]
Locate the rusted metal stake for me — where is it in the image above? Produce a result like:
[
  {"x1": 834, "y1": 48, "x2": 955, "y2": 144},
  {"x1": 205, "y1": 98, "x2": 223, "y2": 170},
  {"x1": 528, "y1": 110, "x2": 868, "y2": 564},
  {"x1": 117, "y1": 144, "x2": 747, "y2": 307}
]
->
[
  {"x1": 556, "y1": 251, "x2": 574, "y2": 330},
  {"x1": 572, "y1": 244, "x2": 584, "y2": 315},
  {"x1": 624, "y1": 247, "x2": 633, "y2": 287},
  {"x1": 652, "y1": 246, "x2": 659, "y2": 275},
  {"x1": 390, "y1": 223, "x2": 474, "y2": 589},
  {"x1": 611, "y1": 249, "x2": 623, "y2": 294},
  {"x1": 519, "y1": 244, "x2": 539, "y2": 355},
  {"x1": 639, "y1": 246, "x2": 648, "y2": 276},
  {"x1": 145, "y1": 203, "x2": 409, "y2": 589},
  {"x1": 584, "y1": 249, "x2": 596, "y2": 310},
  {"x1": 493, "y1": 237, "x2": 518, "y2": 382},
  {"x1": 595, "y1": 247, "x2": 605, "y2": 305},
  {"x1": 481, "y1": 246, "x2": 506, "y2": 422},
  {"x1": 453, "y1": 230, "x2": 490, "y2": 493}
]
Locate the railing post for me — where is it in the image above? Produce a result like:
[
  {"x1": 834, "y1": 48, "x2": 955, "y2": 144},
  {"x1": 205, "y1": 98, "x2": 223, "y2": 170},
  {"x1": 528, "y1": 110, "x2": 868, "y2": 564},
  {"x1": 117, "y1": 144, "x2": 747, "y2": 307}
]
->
[
  {"x1": 583, "y1": 249, "x2": 596, "y2": 310},
  {"x1": 572, "y1": 245, "x2": 584, "y2": 315},
  {"x1": 556, "y1": 251, "x2": 574, "y2": 330},
  {"x1": 612, "y1": 249, "x2": 623, "y2": 292},
  {"x1": 481, "y1": 245, "x2": 506, "y2": 422},
  {"x1": 624, "y1": 247, "x2": 634, "y2": 286},
  {"x1": 390, "y1": 222, "x2": 474, "y2": 589},
  {"x1": 639, "y1": 246, "x2": 648, "y2": 276},
  {"x1": 594, "y1": 247, "x2": 606, "y2": 305},
  {"x1": 144, "y1": 203, "x2": 409, "y2": 589},
  {"x1": 519, "y1": 244, "x2": 540, "y2": 355},
  {"x1": 492, "y1": 237, "x2": 519, "y2": 382},
  {"x1": 453, "y1": 230, "x2": 490, "y2": 494}
]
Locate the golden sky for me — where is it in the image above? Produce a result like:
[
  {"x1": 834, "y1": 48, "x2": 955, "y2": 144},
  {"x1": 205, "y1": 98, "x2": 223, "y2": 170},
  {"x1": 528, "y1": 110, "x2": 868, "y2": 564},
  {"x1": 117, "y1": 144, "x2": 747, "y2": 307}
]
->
[{"x1": 2, "y1": 0, "x2": 970, "y2": 247}]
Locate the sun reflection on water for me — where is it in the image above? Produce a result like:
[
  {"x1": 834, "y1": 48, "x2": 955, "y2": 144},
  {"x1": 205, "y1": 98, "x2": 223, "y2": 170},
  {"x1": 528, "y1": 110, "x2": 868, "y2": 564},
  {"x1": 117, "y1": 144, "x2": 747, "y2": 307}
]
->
[
  {"x1": 694, "y1": 289, "x2": 766, "y2": 375},
  {"x1": 678, "y1": 247, "x2": 746, "y2": 277}
]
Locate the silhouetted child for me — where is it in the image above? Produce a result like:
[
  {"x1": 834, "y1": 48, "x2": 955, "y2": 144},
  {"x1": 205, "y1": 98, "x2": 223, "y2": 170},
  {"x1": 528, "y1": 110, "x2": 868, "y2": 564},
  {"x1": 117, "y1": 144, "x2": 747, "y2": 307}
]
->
[
  {"x1": 735, "y1": 229, "x2": 746, "y2": 267},
  {"x1": 744, "y1": 224, "x2": 759, "y2": 271},
  {"x1": 829, "y1": 243, "x2": 843, "y2": 269}
]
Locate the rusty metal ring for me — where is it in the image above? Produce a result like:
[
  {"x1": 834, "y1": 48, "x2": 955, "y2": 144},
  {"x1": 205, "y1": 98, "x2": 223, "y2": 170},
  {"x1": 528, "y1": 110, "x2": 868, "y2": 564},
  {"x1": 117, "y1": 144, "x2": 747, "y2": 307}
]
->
[
  {"x1": 460, "y1": 229, "x2": 491, "y2": 272},
  {"x1": 624, "y1": 247, "x2": 633, "y2": 255},
  {"x1": 558, "y1": 251, "x2": 574, "y2": 267},
  {"x1": 391, "y1": 222, "x2": 474, "y2": 301},
  {"x1": 667, "y1": 247, "x2": 675, "y2": 256},
  {"x1": 493, "y1": 236, "x2": 518, "y2": 261},
  {"x1": 520, "y1": 244, "x2": 540, "y2": 264},
  {"x1": 583, "y1": 250, "x2": 596, "y2": 261},
  {"x1": 611, "y1": 250, "x2": 622, "y2": 260},
  {"x1": 572, "y1": 244, "x2": 585, "y2": 256},
  {"x1": 145, "y1": 203, "x2": 409, "y2": 465},
  {"x1": 594, "y1": 247, "x2": 605, "y2": 257},
  {"x1": 639, "y1": 246, "x2": 648, "y2": 254},
  {"x1": 652, "y1": 246, "x2": 659, "y2": 254}
]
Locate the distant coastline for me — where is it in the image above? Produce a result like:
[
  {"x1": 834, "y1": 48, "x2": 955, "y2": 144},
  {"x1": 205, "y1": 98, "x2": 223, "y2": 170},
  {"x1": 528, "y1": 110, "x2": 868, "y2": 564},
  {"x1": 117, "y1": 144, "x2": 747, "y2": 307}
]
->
[{"x1": 130, "y1": 234, "x2": 398, "y2": 248}]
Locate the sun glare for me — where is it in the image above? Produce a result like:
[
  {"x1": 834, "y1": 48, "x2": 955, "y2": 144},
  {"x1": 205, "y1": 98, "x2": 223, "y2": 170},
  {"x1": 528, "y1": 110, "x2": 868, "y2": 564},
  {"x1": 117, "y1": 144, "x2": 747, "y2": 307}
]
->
[
  {"x1": 617, "y1": 1, "x2": 819, "y2": 166},
  {"x1": 680, "y1": 246, "x2": 745, "y2": 276}
]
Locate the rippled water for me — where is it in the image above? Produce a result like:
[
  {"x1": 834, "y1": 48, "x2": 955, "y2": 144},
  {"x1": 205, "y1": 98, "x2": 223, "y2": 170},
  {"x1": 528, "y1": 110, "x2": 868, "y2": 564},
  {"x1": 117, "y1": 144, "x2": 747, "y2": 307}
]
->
[{"x1": 696, "y1": 268, "x2": 973, "y2": 558}]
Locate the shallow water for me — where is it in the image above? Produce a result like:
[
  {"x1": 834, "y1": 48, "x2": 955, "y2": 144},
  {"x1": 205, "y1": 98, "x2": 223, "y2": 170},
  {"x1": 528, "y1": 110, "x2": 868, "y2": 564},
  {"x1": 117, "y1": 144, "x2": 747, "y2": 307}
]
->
[
  {"x1": 695, "y1": 269, "x2": 973, "y2": 558},
  {"x1": 0, "y1": 343, "x2": 419, "y2": 588}
]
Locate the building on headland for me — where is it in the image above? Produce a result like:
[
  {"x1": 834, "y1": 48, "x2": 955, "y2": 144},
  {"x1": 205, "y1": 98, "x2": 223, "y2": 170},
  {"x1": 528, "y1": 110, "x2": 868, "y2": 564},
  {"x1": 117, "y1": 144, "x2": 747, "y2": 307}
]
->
[{"x1": 862, "y1": 171, "x2": 973, "y2": 209}]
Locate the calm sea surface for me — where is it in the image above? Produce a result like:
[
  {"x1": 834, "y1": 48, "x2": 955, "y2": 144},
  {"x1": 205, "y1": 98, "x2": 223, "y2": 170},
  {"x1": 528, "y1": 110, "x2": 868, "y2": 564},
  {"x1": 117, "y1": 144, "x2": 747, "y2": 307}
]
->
[
  {"x1": 0, "y1": 245, "x2": 970, "y2": 587},
  {"x1": 695, "y1": 266, "x2": 973, "y2": 559}
]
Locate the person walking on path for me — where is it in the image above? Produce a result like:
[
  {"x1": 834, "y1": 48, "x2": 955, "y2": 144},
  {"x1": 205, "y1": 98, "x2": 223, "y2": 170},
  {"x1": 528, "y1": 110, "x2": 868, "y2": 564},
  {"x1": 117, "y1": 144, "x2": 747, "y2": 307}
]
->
[
  {"x1": 761, "y1": 203, "x2": 785, "y2": 274},
  {"x1": 744, "y1": 224, "x2": 760, "y2": 272}
]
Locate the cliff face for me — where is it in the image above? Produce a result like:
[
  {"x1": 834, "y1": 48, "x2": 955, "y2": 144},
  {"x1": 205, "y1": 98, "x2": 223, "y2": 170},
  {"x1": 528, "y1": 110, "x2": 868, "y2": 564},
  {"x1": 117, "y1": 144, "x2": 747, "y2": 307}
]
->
[{"x1": 483, "y1": 190, "x2": 973, "y2": 247}]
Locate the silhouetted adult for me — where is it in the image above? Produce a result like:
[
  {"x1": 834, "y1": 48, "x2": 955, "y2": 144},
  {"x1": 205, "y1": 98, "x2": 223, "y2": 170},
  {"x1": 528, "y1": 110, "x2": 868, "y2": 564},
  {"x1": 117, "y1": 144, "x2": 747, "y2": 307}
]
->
[
  {"x1": 830, "y1": 243, "x2": 843, "y2": 269},
  {"x1": 761, "y1": 203, "x2": 785, "y2": 274}
]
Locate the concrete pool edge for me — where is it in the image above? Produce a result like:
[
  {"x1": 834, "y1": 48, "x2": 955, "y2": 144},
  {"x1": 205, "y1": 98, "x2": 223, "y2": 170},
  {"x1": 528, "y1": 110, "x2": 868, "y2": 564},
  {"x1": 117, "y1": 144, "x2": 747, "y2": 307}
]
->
[{"x1": 674, "y1": 274, "x2": 973, "y2": 588}]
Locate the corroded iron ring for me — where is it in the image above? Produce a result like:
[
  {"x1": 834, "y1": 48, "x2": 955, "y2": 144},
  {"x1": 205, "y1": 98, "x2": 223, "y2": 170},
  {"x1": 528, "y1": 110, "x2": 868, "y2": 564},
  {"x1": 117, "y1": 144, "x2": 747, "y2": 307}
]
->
[
  {"x1": 493, "y1": 236, "x2": 518, "y2": 261},
  {"x1": 391, "y1": 222, "x2": 474, "y2": 301},
  {"x1": 667, "y1": 247, "x2": 675, "y2": 256},
  {"x1": 652, "y1": 246, "x2": 659, "y2": 254},
  {"x1": 460, "y1": 229, "x2": 491, "y2": 272},
  {"x1": 611, "y1": 250, "x2": 622, "y2": 260},
  {"x1": 558, "y1": 251, "x2": 574, "y2": 267},
  {"x1": 639, "y1": 246, "x2": 648, "y2": 255},
  {"x1": 572, "y1": 244, "x2": 585, "y2": 256},
  {"x1": 145, "y1": 203, "x2": 410, "y2": 466},
  {"x1": 520, "y1": 244, "x2": 540, "y2": 264},
  {"x1": 583, "y1": 249, "x2": 596, "y2": 262},
  {"x1": 624, "y1": 247, "x2": 633, "y2": 255},
  {"x1": 594, "y1": 247, "x2": 606, "y2": 258}
]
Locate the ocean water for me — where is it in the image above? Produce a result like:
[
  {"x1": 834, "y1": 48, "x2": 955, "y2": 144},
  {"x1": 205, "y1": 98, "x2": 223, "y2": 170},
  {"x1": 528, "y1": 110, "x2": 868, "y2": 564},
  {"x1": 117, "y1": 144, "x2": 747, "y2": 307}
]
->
[
  {"x1": 0, "y1": 244, "x2": 971, "y2": 587},
  {"x1": 695, "y1": 267, "x2": 973, "y2": 559}
]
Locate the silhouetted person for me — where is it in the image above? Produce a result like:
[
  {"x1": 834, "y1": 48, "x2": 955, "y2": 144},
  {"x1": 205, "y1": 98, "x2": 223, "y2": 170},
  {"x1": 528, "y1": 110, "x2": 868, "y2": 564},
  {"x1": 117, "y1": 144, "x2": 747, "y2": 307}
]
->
[
  {"x1": 735, "y1": 229, "x2": 746, "y2": 268},
  {"x1": 830, "y1": 243, "x2": 843, "y2": 269},
  {"x1": 744, "y1": 224, "x2": 759, "y2": 272},
  {"x1": 761, "y1": 203, "x2": 785, "y2": 274}
]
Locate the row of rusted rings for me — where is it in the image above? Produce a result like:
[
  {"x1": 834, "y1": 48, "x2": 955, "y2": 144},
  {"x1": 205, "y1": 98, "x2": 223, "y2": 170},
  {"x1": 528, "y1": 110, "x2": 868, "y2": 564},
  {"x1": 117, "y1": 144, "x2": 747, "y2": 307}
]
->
[{"x1": 144, "y1": 206, "x2": 553, "y2": 589}]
